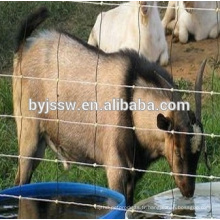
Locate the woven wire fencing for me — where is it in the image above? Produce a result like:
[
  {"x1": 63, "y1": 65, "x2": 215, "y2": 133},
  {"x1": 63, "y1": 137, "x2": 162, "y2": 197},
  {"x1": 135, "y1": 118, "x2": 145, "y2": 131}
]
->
[{"x1": 0, "y1": 1, "x2": 220, "y2": 218}]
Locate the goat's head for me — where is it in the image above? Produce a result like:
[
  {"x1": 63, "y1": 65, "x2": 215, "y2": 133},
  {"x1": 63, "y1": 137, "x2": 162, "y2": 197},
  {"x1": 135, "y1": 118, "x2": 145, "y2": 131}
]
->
[
  {"x1": 138, "y1": 1, "x2": 155, "y2": 25},
  {"x1": 157, "y1": 60, "x2": 206, "y2": 197},
  {"x1": 184, "y1": 1, "x2": 195, "y2": 14}
]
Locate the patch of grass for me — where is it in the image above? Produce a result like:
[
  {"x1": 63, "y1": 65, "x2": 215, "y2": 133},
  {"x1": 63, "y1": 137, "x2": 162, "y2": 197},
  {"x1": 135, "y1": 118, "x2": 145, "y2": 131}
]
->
[
  {"x1": 0, "y1": 77, "x2": 17, "y2": 189},
  {"x1": 202, "y1": 68, "x2": 220, "y2": 170},
  {"x1": 0, "y1": 78, "x2": 13, "y2": 115},
  {"x1": 0, "y1": 1, "x2": 112, "y2": 73},
  {"x1": 175, "y1": 78, "x2": 193, "y2": 100},
  {"x1": 175, "y1": 78, "x2": 193, "y2": 90},
  {"x1": 0, "y1": 117, "x2": 17, "y2": 189},
  {"x1": 135, "y1": 158, "x2": 173, "y2": 202}
]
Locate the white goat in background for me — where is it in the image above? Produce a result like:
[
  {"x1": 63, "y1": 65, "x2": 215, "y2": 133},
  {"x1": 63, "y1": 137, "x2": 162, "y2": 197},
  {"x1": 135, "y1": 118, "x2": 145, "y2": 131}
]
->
[
  {"x1": 88, "y1": 1, "x2": 169, "y2": 66},
  {"x1": 162, "y1": 1, "x2": 220, "y2": 43}
]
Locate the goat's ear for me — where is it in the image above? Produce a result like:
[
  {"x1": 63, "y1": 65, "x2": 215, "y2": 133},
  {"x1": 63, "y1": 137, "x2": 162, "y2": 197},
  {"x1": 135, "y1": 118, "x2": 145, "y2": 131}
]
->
[
  {"x1": 157, "y1": 113, "x2": 173, "y2": 131},
  {"x1": 184, "y1": 1, "x2": 194, "y2": 8},
  {"x1": 139, "y1": 1, "x2": 148, "y2": 15},
  {"x1": 184, "y1": 1, "x2": 194, "y2": 13},
  {"x1": 188, "y1": 110, "x2": 196, "y2": 125}
]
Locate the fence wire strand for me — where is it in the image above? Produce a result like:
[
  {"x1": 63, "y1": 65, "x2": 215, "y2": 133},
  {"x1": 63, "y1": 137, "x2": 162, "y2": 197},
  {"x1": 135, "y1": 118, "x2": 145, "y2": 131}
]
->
[
  {"x1": 1, "y1": 73, "x2": 220, "y2": 96},
  {"x1": 78, "y1": 1, "x2": 219, "y2": 12}
]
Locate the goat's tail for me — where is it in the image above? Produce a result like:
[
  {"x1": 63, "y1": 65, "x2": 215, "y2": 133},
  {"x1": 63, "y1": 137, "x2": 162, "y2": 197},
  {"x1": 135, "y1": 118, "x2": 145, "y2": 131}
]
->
[{"x1": 15, "y1": 7, "x2": 49, "y2": 53}]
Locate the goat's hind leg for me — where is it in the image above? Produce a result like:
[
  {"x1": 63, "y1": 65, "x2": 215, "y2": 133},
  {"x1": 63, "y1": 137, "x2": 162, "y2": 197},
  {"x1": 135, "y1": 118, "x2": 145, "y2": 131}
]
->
[
  {"x1": 32, "y1": 137, "x2": 47, "y2": 174},
  {"x1": 15, "y1": 119, "x2": 46, "y2": 185}
]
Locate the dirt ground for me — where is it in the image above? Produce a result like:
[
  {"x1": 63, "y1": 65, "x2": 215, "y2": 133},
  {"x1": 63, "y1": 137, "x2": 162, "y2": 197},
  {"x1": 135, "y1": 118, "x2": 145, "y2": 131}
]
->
[{"x1": 164, "y1": 35, "x2": 220, "y2": 82}]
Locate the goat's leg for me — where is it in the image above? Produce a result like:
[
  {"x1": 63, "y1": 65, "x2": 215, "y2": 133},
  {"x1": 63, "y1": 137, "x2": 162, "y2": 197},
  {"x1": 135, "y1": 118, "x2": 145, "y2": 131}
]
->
[
  {"x1": 15, "y1": 119, "x2": 40, "y2": 185},
  {"x1": 88, "y1": 13, "x2": 102, "y2": 47},
  {"x1": 18, "y1": 200, "x2": 39, "y2": 218},
  {"x1": 209, "y1": 23, "x2": 220, "y2": 39},
  {"x1": 167, "y1": 19, "x2": 179, "y2": 35},
  {"x1": 126, "y1": 171, "x2": 137, "y2": 206},
  {"x1": 105, "y1": 149, "x2": 133, "y2": 205},
  {"x1": 179, "y1": 24, "x2": 189, "y2": 43},
  {"x1": 32, "y1": 137, "x2": 47, "y2": 173},
  {"x1": 88, "y1": 29, "x2": 98, "y2": 47},
  {"x1": 15, "y1": 137, "x2": 46, "y2": 185},
  {"x1": 106, "y1": 166, "x2": 132, "y2": 206},
  {"x1": 162, "y1": 1, "x2": 176, "y2": 30},
  {"x1": 159, "y1": 49, "x2": 169, "y2": 66}
]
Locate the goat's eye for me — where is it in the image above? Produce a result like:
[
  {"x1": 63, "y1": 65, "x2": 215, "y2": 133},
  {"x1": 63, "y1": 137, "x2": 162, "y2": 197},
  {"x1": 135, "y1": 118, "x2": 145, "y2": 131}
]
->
[
  {"x1": 175, "y1": 149, "x2": 183, "y2": 160},
  {"x1": 175, "y1": 150, "x2": 180, "y2": 156}
]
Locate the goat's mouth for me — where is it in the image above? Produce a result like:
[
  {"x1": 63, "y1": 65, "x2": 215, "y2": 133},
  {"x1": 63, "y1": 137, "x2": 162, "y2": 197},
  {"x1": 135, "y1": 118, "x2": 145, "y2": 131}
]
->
[
  {"x1": 180, "y1": 189, "x2": 194, "y2": 198},
  {"x1": 178, "y1": 183, "x2": 195, "y2": 198},
  {"x1": 175, "y1": 177, "x2": 195, "y2": 198}
]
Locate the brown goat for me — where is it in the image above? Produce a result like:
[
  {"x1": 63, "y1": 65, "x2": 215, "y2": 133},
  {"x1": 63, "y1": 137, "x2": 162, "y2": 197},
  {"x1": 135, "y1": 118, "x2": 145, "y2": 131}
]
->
[{"x1": 13, "y1": 8, "x2": 204, "y2": 205}]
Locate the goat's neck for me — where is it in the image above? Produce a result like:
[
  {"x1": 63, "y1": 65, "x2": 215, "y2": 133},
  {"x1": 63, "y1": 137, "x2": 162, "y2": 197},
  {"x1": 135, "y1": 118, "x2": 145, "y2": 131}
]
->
[
  {"x1": 138, "y1": 7, "x2": 160, "y2": 52},
  {"x1": 132, "y1": 89, "x2": 168, "y2": 159}
]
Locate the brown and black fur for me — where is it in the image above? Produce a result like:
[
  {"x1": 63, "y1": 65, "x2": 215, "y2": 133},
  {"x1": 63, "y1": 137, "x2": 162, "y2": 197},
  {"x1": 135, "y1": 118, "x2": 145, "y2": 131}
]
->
[{"x1": 13, "y1": 7, "x2": 204, "y2": 205}]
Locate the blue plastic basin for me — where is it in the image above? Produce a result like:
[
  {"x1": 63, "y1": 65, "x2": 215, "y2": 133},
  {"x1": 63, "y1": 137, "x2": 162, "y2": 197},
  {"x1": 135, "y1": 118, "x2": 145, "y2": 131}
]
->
[{"x1": 0, "y1": 182, "x2": 125, "y2": 219}]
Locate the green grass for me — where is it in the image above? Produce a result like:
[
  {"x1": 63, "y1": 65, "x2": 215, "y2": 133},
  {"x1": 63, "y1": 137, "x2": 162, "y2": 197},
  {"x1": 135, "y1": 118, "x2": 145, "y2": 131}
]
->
[
  {"x1": 0, "y1": 1, "x2": 112, "y2": 73},
  {"x1": 0, "y1": 1, "x2": 220, "y2": 205}
]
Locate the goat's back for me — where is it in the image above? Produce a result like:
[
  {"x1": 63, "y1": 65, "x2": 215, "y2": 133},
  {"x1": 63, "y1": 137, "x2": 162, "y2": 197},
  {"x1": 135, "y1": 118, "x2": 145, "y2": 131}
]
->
[{"x1": 13, "y1": 30, "x2": 134, "y2": 163}]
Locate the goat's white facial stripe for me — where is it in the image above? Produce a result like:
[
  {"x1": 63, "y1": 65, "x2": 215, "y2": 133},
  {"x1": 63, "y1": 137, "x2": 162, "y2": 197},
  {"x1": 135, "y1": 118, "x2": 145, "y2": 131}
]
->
[{"x1": 191, "y1": 124, "x2": 202, "y2": 154}]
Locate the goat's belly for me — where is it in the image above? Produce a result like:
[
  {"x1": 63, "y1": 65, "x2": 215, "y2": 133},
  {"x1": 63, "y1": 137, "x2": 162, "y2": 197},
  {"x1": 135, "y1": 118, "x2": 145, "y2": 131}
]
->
[
  {"x1": 44, "y1": 122, "x2": 97, "y2": 159},
  {"x1": 44, "y1": 132, "x2": 98, "y2": 168}
]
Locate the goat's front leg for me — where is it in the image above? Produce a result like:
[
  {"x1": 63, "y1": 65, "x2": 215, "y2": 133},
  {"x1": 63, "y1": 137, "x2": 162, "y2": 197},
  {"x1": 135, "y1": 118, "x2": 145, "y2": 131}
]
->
[
  {"x1": 167, "y1": 19, "x2": 179, "y2": 37},
  {"x1": 88, "y1": 29, "x2": 98, "y2": 47},
  {"x1": 159, "y1": 49, "x2": 169, "y2": 66},
  {"x1": 162, "y1": 1, "x2": 176, "y2": 30},
  {"x1": 105, "y1": 146, "x2": 134, "y2": 206},
  {"x1": 106, "y1": 166, "x2": 134, "y2": 206},
  {"x1": 179, "y1": 24, "x2": 189, "y2": 43}
]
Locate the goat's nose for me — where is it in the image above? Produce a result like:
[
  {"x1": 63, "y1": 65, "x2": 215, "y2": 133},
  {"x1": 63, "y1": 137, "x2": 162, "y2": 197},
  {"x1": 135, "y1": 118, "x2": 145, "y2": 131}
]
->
[
  {"x1": 180, "y1": 184, "x2": 195, "y2": 198},
  {"x1": 183, "y1": 189, "x2": 194, "y2": 198},
  {"x1": 178, "y1": 179, "x2": 195, "y2": 198}
]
